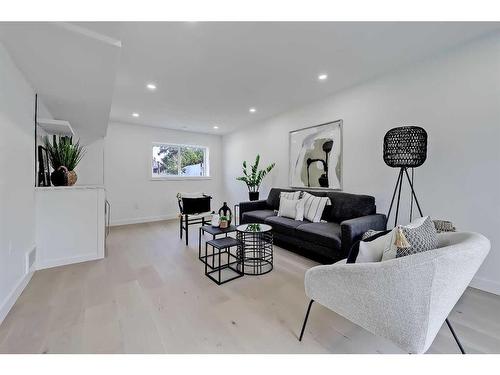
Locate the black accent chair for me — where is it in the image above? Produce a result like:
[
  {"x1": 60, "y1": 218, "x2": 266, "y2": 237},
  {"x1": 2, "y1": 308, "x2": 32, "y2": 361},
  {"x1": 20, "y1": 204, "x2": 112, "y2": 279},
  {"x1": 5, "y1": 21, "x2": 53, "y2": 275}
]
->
[
  {"x1": 239, "y1": 188, "x2": 386, "y2": 263},
  {"x1": 177, "y1": 193, "x2": 212, "y2": 246}
]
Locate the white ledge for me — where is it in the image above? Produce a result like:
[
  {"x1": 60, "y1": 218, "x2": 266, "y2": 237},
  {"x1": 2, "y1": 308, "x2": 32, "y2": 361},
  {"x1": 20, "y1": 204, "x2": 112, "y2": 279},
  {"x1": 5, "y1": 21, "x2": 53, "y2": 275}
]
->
[
  {"x1": 150, "y1": 176, "x2": 212, "y2": 181},
  {"x1": 37, "y1": 118, "x2": 74, "y2": 136},
  {"x1": 35, "y1": 185, "x2": 105, "y2": 190}
]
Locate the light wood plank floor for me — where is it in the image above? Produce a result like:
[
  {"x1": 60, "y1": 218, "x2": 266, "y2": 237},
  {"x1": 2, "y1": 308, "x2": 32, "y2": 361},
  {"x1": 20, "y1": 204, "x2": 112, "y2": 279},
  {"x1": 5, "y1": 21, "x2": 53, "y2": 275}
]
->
[{"x1": 1, "y1": 220, "x2": 499, "y2": 354}]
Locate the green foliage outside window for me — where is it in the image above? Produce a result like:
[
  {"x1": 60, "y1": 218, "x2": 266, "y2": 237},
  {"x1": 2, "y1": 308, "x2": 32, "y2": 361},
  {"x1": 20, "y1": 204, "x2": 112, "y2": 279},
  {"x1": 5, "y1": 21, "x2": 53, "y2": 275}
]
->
[
  {"x1": 179, "y1": 147, "x2": 204, "y2": 172},
  {"x1": 158, "y1": 146, "x2": 179, "y2": 174},
  {"x1": 154, "y1": 145, "x2": 206, "y2": 176}
]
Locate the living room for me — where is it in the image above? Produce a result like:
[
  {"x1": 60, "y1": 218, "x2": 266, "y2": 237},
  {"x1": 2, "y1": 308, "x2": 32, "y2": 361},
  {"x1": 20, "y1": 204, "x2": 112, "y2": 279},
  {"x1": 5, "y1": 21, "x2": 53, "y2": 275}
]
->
[{"x1": 1, "y1": 0, "x2": 500, "y2": 371}]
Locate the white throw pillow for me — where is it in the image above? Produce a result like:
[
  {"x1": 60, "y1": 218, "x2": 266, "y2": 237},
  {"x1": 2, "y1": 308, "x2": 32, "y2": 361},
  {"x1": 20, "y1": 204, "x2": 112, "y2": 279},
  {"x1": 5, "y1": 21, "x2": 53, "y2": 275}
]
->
[
  {"x1": 280, "y1": 191, "x2": 302, "y2": 201},
  {"x1": 381, "y1": 216, "x2": 430, "y2": 261},
  {"x1": 301, "y1": 192, "x2": 331, "y2": 223},
  {"x1": 278, "y1": 198, "x2": 304, "y2": 220},
  {"x1": 295, "y1": 199, "x2": 305, "y2": 221},
  {"x1": 357, "y1": 231, "x2": 393, "y2": 263}
]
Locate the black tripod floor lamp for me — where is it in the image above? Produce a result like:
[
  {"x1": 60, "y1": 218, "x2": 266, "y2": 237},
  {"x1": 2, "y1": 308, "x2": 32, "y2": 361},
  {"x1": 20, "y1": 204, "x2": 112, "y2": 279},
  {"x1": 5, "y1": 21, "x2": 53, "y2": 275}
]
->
[
  {"x1": 382, "y1": 125, "x2": 466, "y2": 354},
  {"x1": 383, "y1": 126, "x2": 427, "y2": 227}
]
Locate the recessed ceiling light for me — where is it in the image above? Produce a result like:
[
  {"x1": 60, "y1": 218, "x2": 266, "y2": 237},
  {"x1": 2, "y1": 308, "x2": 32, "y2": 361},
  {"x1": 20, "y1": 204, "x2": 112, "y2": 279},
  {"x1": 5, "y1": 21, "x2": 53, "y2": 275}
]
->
[
  {"x1": 318, "y1": 74, "x2": 328, "y2": 81},
  {"x1": 249, "y1": 108, "x2": 256, "y2": 113},
  {"x1": 132, "y1": 112, "x2": 139, "y2": 117},
  {"x1": 213, "y1": 125, "x2": 219, "y2": 129},
  {"x1": 146, "y1": 83, "x2": 157, "y2": 90}
]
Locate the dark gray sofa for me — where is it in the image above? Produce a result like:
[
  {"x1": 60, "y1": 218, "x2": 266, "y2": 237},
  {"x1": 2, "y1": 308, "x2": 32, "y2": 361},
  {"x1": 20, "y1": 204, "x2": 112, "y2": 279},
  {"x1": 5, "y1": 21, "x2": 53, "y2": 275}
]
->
[{"x1": 239, "y1": 188, "x2": 386, "y2": 263}]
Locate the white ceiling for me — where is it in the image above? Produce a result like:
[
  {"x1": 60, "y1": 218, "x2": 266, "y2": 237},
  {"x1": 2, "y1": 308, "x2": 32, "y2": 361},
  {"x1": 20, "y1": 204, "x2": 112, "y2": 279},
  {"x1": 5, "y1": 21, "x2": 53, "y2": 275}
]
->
[
  {"x1": 0, "y1": 22, "x2": 121, "y2": 143},
  {"x1": 103, "y1": 22, "x2": 500, "y2": 135},
  {"x1": 1, "y1": 22, "x2": 499, "y2": 138}
]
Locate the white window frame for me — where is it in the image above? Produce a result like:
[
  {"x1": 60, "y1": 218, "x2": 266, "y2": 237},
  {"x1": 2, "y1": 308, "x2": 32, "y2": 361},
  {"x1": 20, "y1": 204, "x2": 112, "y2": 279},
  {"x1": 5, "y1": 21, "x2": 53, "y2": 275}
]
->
[{"x1": 151, "y1": 142, "x2": 211, "y2": 180}]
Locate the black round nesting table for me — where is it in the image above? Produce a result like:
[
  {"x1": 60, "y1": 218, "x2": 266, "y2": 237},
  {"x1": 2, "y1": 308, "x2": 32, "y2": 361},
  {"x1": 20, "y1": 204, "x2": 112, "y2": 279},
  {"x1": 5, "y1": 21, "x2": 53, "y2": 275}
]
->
[{"x1": 236, "y1": 223, "x2": 273, "y2": 276}]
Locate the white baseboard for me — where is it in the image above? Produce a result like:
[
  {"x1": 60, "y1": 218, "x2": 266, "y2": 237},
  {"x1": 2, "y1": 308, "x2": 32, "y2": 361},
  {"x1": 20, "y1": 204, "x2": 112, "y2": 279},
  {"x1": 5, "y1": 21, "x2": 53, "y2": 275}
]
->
[
  {"x1": 37, "y1": 253, "x2": 104, "y2": 270},
  {"x1": 470, "y1": 276, "x2": 500, "y2": 296},
  {"x1": 110, "y1": 214, "x2": 178, "y2": 227},
  {"x1": 0, "y1": 270, "x2": 34, "y2": 326}
]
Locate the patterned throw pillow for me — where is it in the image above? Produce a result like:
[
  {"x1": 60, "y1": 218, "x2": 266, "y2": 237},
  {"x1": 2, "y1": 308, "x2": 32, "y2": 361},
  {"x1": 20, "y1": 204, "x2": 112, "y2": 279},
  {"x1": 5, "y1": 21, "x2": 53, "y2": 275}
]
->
[
  {"x1": 396, "y1": 216, "x2": 438, "y2": 258},
  {"x1": 362, "y1": 229, "x2": 383, "y2": 240},
  {"x1": 301, "y1": 192, "x2": 331, "y2": 223},
  {"x1": 433, "y1": 219, "x2": 456, "y2": 233}
]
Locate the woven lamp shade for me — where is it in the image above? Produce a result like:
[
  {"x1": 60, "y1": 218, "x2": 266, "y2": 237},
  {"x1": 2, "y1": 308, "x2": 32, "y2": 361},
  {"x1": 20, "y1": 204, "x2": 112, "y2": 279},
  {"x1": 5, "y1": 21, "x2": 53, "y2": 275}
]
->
[{"x1": 383, "y1": 126, "x2": 427, "y2": 168}]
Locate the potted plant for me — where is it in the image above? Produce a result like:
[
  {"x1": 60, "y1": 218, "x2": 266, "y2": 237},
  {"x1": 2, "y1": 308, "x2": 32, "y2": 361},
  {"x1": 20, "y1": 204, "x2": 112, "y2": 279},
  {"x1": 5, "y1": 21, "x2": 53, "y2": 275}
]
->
[
  {"x1": 44, "y1": 135, "x2": 86, "y2": 186},
  {"x1": 236, "y1": 155, "x2": 275, "y2": 201},
  {"x1": 219, "y1": 215, "x2": 229, "y2": 229},
  {"x1": 247, "y1": 223, "x2": 261, "y2": 232}
]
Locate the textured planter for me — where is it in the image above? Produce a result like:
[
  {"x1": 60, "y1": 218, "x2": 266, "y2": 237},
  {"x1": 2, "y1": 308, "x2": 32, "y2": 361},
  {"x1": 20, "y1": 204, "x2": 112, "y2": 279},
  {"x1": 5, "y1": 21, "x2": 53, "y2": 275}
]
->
[
  {"x1": 219, "y1": 220, "x2": 228, "y2": 229},
  {"x1": 67, "y1": 170, "x2": 78, "y2": 186},
  {"x1": 249, "y1": 192, "x2": 260, "y2": 201}
]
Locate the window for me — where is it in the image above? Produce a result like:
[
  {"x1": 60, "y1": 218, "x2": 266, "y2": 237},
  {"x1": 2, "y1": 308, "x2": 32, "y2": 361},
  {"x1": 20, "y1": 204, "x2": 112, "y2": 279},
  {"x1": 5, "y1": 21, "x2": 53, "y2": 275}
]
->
[{"x1": 152, "y1": 143, "x2": 209, "y2": 178}]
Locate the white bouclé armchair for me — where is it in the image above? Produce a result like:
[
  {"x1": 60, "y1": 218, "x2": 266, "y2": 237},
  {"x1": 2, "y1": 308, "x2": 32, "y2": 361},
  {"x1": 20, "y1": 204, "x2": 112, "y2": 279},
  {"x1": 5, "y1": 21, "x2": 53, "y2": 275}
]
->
[{"x1": 299, "y1": 232, "x2": 491, "y2": 354}]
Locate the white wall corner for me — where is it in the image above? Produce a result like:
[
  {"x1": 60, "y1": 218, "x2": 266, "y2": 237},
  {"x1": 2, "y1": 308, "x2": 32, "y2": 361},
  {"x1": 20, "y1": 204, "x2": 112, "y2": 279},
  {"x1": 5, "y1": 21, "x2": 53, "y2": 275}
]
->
[
  {"x1": 0, "y1": 269, "x2": 34, "y2": 326},
  {"x1": 470, "y1": 276, "x2": 500, "y2": 296},
  {"x1": 25, "y1": 245, "x2": 37, "y2": 274}
]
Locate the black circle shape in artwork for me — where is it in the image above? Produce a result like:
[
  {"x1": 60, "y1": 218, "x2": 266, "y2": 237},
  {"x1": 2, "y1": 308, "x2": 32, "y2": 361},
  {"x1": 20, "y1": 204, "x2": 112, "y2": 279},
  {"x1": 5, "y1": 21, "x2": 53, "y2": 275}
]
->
[
  {"x1": 322, "y1": 140, "x2": 333, "y2": 153},
  {"x1": 383, "y1": 126, "x2": 427, "y2": 168}
]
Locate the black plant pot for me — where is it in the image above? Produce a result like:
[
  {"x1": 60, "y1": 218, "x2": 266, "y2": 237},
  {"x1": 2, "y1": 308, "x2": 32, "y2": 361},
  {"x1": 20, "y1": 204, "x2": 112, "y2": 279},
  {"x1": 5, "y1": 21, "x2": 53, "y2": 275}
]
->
[
  {"x1": 50, "y1": 167, "x2": 68, "y2": 186},
  {"x1": 249, "y1": 192, "x2": 260, "y2": 201}
]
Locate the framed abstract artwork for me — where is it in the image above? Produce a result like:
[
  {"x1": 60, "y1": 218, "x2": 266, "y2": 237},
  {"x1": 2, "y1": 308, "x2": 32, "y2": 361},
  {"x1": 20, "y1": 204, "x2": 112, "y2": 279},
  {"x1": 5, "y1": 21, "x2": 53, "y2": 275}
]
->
[{"x1": 289, "y1": 120, "x2": 343, "y2": 190}]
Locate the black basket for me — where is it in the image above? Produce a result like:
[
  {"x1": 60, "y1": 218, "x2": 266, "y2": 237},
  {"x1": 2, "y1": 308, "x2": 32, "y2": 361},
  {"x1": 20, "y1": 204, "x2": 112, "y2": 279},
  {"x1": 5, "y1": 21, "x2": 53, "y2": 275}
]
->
[
  {"x1": 181, "y1": 195, "x2": 212, "y2": 215},
  {"x1": 383, "y1": 126, "x2": 427, "y2": 168}
]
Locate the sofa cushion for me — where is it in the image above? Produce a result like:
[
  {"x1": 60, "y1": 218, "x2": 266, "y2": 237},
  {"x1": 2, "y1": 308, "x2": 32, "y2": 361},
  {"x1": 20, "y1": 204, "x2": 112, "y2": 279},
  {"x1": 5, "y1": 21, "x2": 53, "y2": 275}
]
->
[
  {"x1": 324, "y1": 191, "x2": 376, "y2": 222},
  {"x1": 242, "y1": 210, "x2": 276, "y2": 223},
  {"x1": 296, "y1": 222, "x2": 342, "y2": 250},
  {"x1": 265, "y1": 189, "x2": 376, "y2": 223},
  {"x1": 265, "y1": 215, "x2": 304, "y2": 237}
]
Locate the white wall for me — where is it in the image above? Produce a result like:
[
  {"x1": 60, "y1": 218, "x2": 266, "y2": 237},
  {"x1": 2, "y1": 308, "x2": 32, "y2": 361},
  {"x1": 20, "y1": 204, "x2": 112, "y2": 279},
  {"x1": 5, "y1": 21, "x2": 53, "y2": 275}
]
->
[
  {"x1": 0, "y1": 43, "x2": 52, "y2": 323},
  {"x1": 223, "y1": 34, "x2": 500, "y2": 294},
  {"x1": 105, "y1": 122, "x2": 224, "y2": 226},
  {"x1": 76, "y1": 137, "x2": 104, "y2": 186}
]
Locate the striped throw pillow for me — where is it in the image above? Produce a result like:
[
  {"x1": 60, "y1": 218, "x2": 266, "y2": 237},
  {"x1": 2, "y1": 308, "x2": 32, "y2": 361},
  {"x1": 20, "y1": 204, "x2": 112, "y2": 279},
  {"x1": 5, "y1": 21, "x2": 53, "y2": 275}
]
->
[{"x1": 301, "y1": 192, "x2": 331, "y2": 223}]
